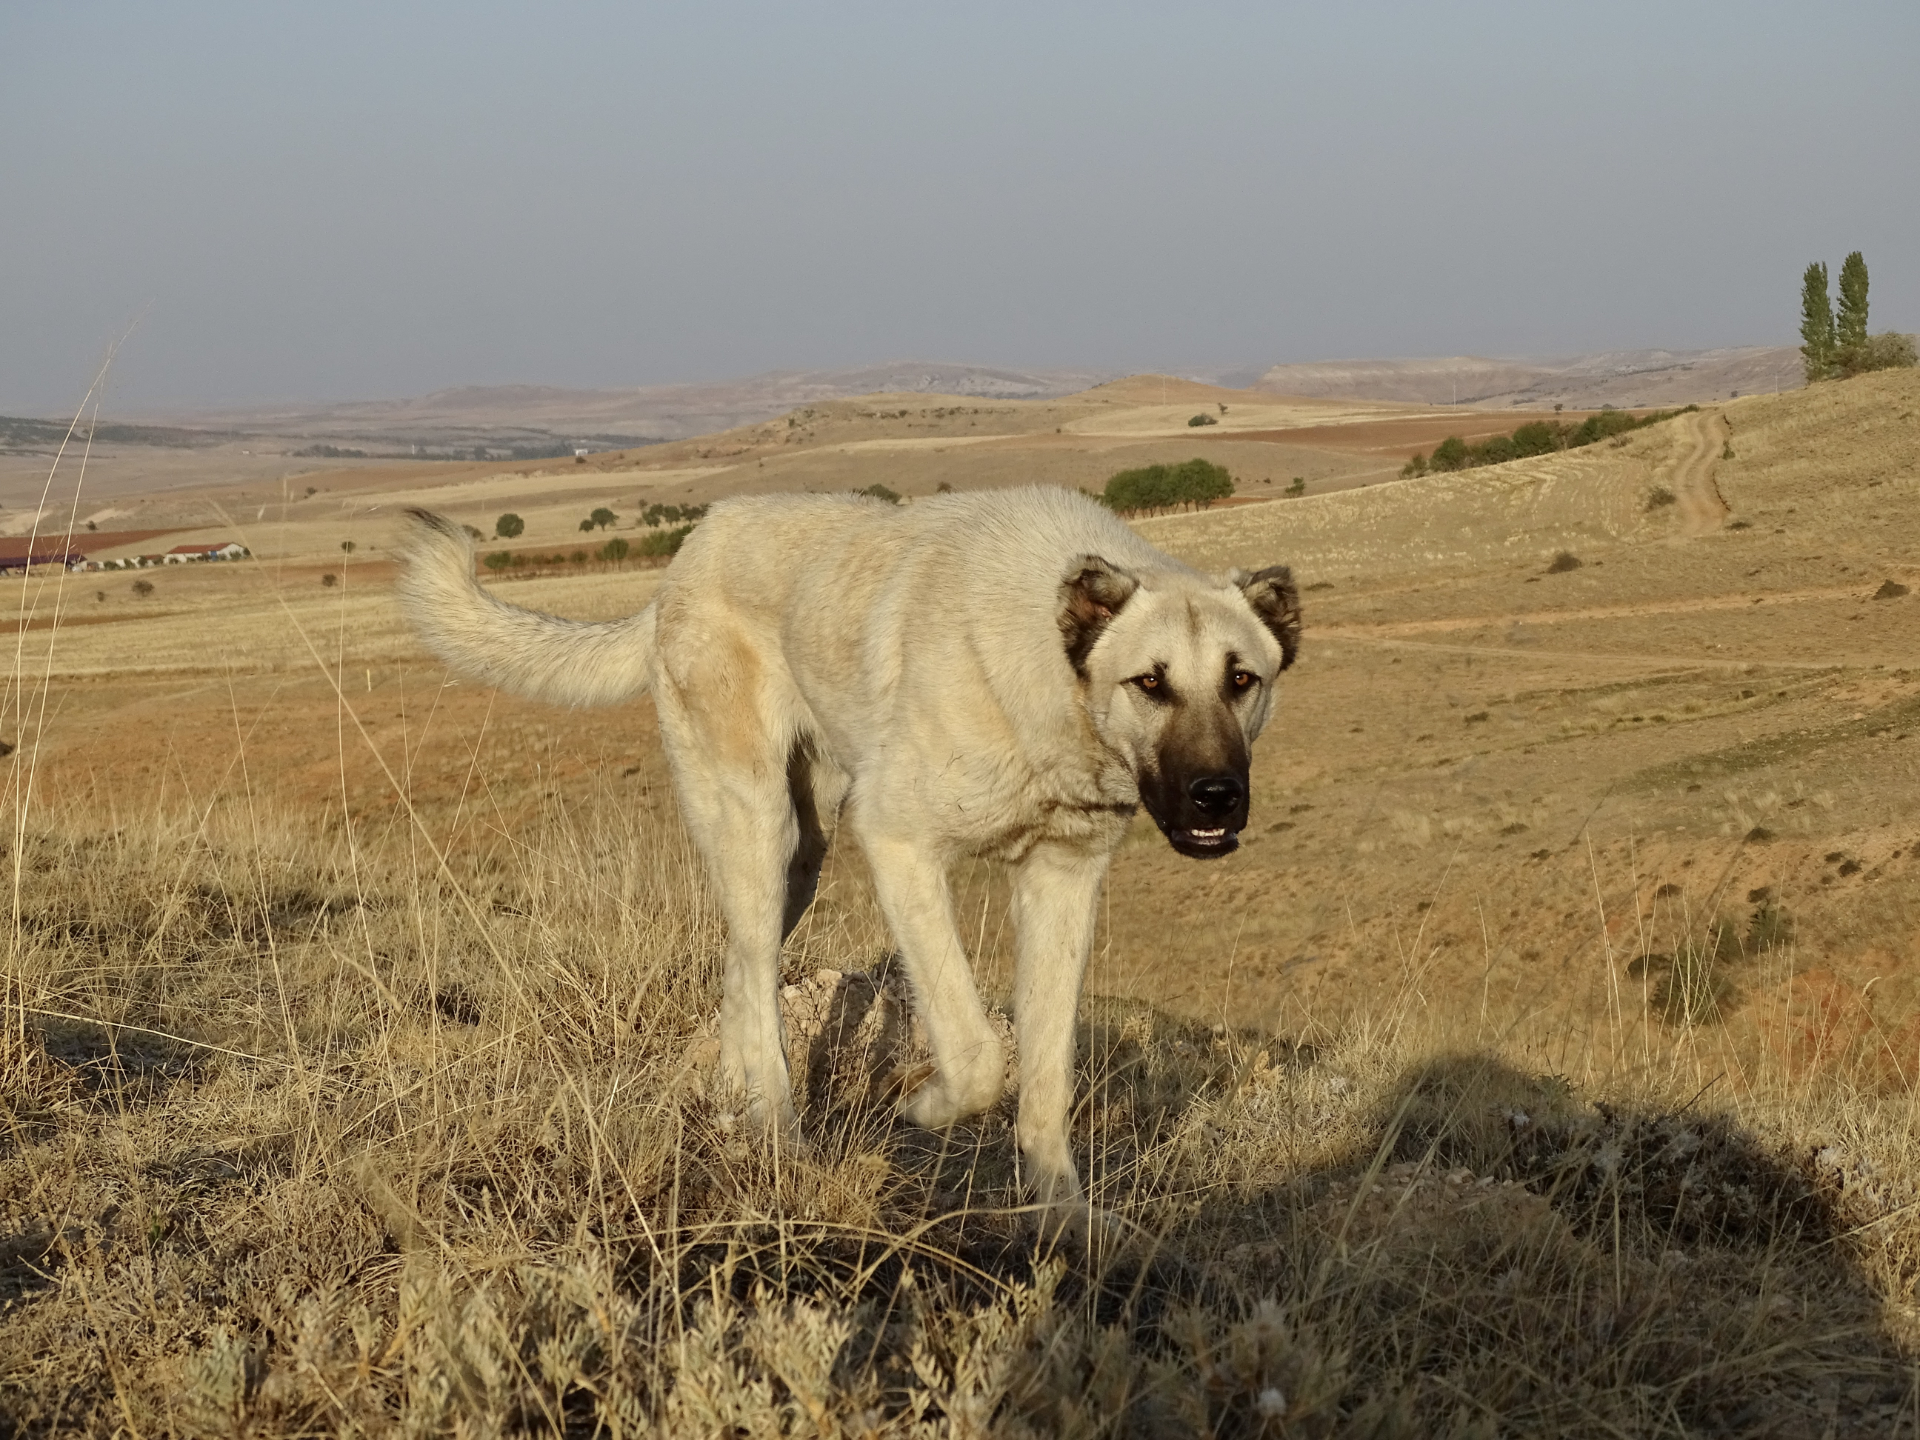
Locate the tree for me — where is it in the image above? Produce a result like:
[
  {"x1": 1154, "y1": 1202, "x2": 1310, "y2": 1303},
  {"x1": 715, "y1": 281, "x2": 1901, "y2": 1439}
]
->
[
  {"x1": 494, "y1": 512, "x2": 525, "y2": 539},
  {"x1": 1800, "y1": 261, "x2": 1835, "y2": 382},
  {"x1": 588, "y1": 507, "x2": 617, "y2": 531},
  {"x1": 597, "y1": 537, "x2": 631, "y2": 562},
  {"x1": 1101, "y1": 458, "x2": 1234, "y2": 514},
  {"x1": 1836, "y1": 251, "x2": 1870, "y2": 353}
]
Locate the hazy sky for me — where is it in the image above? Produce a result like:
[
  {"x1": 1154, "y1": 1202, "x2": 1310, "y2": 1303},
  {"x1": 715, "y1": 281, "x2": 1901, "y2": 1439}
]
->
[{"x1": 6, "y1": 1, "x2": 1917, "y2": 413}]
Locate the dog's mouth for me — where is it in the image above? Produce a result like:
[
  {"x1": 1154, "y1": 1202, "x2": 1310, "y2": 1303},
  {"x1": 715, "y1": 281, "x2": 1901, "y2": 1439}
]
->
[{"x1": 1160, "y1": 822, "x2": 1240, "y2": 859}]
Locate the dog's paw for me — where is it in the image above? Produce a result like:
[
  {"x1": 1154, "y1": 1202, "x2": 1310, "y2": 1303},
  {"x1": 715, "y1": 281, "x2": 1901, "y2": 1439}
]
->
[{"x1": 899, "y1": 1072, "x2": 969, "y2": 1129}]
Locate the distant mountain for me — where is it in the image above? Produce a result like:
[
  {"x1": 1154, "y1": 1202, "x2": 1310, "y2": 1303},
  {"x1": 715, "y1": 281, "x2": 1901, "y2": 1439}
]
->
[
  {"x1": 164, "y1": 362, "x2": 1120, "y2": 452},
  {"x1": 126, "y1": 348, "x2": 1806, "y2": 458},
  {"x1": 1253, "y1": 347, "x2": 1801, "y2": 409}
]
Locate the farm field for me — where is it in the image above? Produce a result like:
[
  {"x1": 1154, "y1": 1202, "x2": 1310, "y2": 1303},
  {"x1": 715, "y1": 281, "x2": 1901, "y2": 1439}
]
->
[{"x1": 5, "y1": 367, "x2": 1920, "y2": 1434}]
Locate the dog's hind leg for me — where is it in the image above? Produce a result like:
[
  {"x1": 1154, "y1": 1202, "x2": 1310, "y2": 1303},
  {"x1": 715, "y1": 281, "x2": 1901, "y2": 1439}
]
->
[
  {"x1": 653, "y1": 674, "x2": 807, "y2": 1143},
  {"x1": 1008, "y1": 843, "x2": 1105, "y2": 1212},
  {"x1": 857, "y1": 828, "x2": 1005, "y2": 1129},
  {"x1": 781, "y1": 740, "x2": 848, "y2": 941}
]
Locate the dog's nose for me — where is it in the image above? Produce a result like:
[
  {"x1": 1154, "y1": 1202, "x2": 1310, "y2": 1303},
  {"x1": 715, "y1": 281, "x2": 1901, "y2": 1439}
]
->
[{"x1": 1187, "y1": 775, "x2": 1245, "y2": 816}]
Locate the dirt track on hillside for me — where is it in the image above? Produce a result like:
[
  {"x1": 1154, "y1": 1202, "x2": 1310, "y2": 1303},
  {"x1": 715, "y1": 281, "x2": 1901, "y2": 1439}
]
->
[{"x1": 1669, "y1": 407, "x2": 1731, "y2": 534}]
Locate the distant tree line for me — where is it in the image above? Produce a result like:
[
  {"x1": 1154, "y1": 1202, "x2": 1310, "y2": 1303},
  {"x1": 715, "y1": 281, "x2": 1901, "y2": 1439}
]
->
[
  {"x1": 1800, "y1": 253, "x2": 1917, "y2": 383},
  {"x1": 1401, "y1": 407, "x2": 1698, "y2": 478},
  {"x1": 1101, "y1": 458, "x2": 1235, "y2": 515}
]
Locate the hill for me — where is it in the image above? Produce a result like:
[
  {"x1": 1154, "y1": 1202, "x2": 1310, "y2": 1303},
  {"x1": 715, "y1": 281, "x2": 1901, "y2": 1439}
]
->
[
  {"x1": 5, "y1": 367, "x2": 1920, "y2": 1435},
  {"x1": 1255, "y1": 345, "x2": 1801, "y2": 409}
]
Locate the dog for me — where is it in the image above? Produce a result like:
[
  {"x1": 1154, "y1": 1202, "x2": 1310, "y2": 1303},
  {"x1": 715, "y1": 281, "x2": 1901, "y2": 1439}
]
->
[{"x1": 398, "y1": 487, "x2": 1298, "y2": 1218}]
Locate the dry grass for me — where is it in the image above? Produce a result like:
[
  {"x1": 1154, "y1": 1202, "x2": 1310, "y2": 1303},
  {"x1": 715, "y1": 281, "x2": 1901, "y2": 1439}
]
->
[
  {"x1": 5, "y1": 773, "x2": 1920, "y2": 1436},
  {"x1": 6, "y1": 372, "x2": 1920, "y2": 1435}
]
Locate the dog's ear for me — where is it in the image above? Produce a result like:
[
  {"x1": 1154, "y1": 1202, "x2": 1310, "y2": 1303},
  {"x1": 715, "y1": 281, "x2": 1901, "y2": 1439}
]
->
[
  {"x1": 1232, "y1": 564, "x2": 1301, "y2": 671},
  {"x1": 1058, "y1": 555, "x2": 1140, "y2": 676}
]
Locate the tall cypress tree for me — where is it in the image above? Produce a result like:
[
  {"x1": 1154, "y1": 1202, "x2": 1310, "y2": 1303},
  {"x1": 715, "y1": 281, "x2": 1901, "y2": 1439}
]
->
[
  {"x1": 1836, "y1": 251, "x2": 1870, "y2": 353},
  {"x1": 1800, "y1": 261, "x2": 1834, "y2": 382}
]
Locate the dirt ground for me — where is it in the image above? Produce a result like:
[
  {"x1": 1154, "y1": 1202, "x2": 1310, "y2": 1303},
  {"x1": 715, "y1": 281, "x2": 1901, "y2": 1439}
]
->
[
  {"x1": 8, "y1": 367, "x2": 1920, "y2": 1437},
  {"x1": 4, "y1": 367, "x2": 1915, "y2": 1092}
]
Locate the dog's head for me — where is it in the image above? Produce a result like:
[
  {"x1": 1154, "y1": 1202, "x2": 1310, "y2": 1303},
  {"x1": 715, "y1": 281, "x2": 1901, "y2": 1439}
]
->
[{"x1": 1060, "y1": 556, "x2": 1299, "y2": 859}]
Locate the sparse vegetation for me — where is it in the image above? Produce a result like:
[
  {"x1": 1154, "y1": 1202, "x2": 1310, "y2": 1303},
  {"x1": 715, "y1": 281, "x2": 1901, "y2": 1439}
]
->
[
  {"x1": 1102, "y1": 458, "x2": 1234, "y2": 515},
  {"x1": 3, "y1": 347, "x2": 1918, "y2": 1436},
  {"x1": 1646, "y1": 485, "x2": 1677, "y2": 510},
  {"x1": 640, "y1": 502, "x2": 708, "y2": 527},
  {"x1": 4, "y1": 794, "x2": 1918, "y2": 1436},
  {"x1": 1402, "y1": 408, "x2": 1700, "y2": 477},
  {"x1": 637, "y1": 524, "x2": 694, "y2": 558}
]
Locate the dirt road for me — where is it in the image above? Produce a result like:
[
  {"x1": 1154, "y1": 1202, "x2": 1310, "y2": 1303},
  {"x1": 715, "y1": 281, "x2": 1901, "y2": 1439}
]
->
[{"x1": 1668, "y1": 407, "x2": 1731, "y2": 534}]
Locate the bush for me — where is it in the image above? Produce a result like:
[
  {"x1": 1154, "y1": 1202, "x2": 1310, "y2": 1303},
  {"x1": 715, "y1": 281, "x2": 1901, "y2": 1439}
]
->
[
  {"x1": 641, "y1": 502, "x2": 709, "y2": 527},
  {"x1": 494, "y1": 513, "x2": 524, "y2": 539},
  {"x1": 319, "y1": 573, "x2": 337, "y2": 588},
  {"x1": 131, "y1": 579, "x2": 154, "y2": 598},
  {"x1": 483, "y1": 552, "x2": 512, "y2": 571},
  {"x1": 1187, "y1": 413, "x2": 1218, "y2": 427},
  {"x1": 598, "y1": 537, "x2": 631, "y2": 562},
  {"x1": 637, "y1": 524, "x2": 693, "y2": 558},
  {"x1": 1546, "y1": 551, "x2": 1583, "y2": 573},
  {"x1": 1646, "y1": 487, "x2": 1676, "y2": 510},
  {"x1": 1102, "y1": 458, "x2": 1234, "y2": 514},
  {"x1": 1834, "y1": 332, "x2": 1918, "y2": 378},
  {"x1": 855, "y1": 484, "x2": 902, "y2": 504},
  {"x1": 1402, "y1": 406, "x2": 1700, "y2": 479},
  {"x1": 339, "y1": 540, "x2": 356, "y2": 554},
  {"x1": 1285, "y1": 477, "x2": 1306, "y2": 497}
]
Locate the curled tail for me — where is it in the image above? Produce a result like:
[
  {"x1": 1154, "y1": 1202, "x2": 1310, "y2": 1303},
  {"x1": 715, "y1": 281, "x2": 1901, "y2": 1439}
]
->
[{"x1": 397, "y1": 509, "x2": 656, "y2": 707}]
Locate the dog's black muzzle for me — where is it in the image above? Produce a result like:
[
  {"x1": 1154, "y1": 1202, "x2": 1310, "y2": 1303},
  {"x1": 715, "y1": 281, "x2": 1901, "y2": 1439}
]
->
[{"x1": 1143, "y1": 769, "x2": 1249, "y2": 859}]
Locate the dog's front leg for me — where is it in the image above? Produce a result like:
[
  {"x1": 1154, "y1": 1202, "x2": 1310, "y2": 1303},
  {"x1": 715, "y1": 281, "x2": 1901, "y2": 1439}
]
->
[
  {"x1": 1008, "y1": 843, "x2": 1106, "y2": 1213},
  {"x1": 860, "y1": 831, "x2": 1006, "y2": 1128}
]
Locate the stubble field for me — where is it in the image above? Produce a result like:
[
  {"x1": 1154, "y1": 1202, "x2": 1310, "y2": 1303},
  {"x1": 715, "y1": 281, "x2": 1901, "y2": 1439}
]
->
[{"x1": 4, "y1": 368, "x2": 1920, "y2": 1435}]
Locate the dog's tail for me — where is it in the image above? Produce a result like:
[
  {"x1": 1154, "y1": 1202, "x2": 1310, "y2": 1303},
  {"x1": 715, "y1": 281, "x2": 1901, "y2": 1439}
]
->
[{"x1": 397, "y1": 508, "x2": 657, "y2": 708}]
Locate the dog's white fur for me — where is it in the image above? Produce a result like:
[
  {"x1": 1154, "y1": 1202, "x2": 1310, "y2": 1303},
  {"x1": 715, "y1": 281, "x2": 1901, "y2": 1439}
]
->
[{"x1": 399, "y1": 487, "x2": 1298, "y2": 1215}]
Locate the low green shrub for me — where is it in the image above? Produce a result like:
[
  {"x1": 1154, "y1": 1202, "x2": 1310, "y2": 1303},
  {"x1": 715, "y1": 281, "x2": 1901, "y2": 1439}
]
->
[
  {"x1": 1402, "y1": 406, "x2": 1700, "y2": 477},
  {"x1": 1102, "y1": 458, "x2": 1234, "y2": 514}
]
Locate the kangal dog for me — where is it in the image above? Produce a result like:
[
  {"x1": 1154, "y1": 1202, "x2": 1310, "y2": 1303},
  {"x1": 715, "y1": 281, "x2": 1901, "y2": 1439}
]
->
[{"x1": 399, "y1": 487, "x2": 1299, "y2": 1219}]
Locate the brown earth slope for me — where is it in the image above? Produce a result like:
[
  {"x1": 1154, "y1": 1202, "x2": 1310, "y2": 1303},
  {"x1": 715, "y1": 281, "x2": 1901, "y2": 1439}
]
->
[{"x1": 8, "y1": 369, "x2": 1918, "y2": 1089}]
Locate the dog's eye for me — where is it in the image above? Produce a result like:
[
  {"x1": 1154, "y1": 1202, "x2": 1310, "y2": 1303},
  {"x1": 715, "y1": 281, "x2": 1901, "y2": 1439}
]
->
[
  {"x1": 1132, "y1": 673, "x2": 1160, "y2": 692},
  {"x1": 1230, "y1": 670, "x2": 1257, "y2": 692}
]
